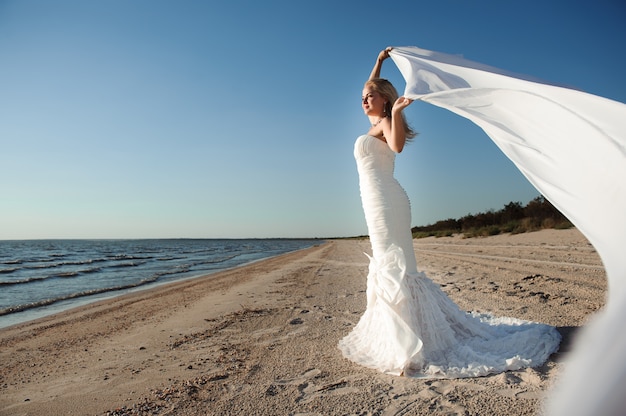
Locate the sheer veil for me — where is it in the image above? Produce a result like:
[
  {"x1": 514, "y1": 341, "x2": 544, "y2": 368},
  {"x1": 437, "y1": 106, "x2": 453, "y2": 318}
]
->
[{"x1": 388, "y1": 46, "x2": 626, "y2": 416}]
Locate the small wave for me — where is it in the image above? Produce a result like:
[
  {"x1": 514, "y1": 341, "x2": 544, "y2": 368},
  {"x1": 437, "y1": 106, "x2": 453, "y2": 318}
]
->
[
  {"x1": 0, "y1": 267, "x2": 20, "y2": 274},
  {"x1": 55, "y1": 265, "x2": 103, "y2": 277},
  {"x1": 2, "y1": 260, "x2": 23, "y2": 265},
  {"x1": 109, "y1": 261, "x2": 147, "y2": 268},
  {"x1": 0, "y1": 266, "x2": 103, "y2": 286},
  {"x1": 151, "y1": 267, "x2": 189, "y2": 280},
  {"x1": 59, "y1": 258, "x2": 108, "y2": 266},
  {"x1": 21, "y1": 258, "x2": 109, "y2": 271},
  {"x1": 56, "y1": 271, "x2": 79, "y2": 278},
  {"x1": 106, "y1": 255, "x2": 153, "y2": 261},
  {"x1": 0, "y1": 276, "x2": 48, "y2": 286},
  {"x1": 0, "y1": 274, "x2": 162, "y2": 317},
  {"x1": 203, "y1": 254, "x2": 238, "y2": 264},
  {"x1": 25, "y1": 264, "x2": 59, "y2": 270},
  {"x1": 16, "y1": 256, "x2": 148, "y2": 273}
]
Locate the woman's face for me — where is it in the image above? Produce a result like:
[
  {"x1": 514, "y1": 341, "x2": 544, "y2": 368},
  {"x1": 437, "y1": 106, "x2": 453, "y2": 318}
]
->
[{"x1": 362, "y1": 87, "x2": 385, "y2": 117}]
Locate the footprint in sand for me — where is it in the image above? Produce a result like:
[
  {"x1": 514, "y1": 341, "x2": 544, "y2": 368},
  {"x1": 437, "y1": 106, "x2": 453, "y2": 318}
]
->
[
  {"x1": 250, "y1": 326, "x2": 283, "y2": 338},
  {"x1": 251, "y1": 320, "x2": 309, "y2": 347},
  {"x1": 382, "y1": 380, "x2": 471, "y2": 416},
  {"x1": 276, "y1": 368, "x2": 323, "y2": 385},
  {"x1": 274, "y1": 369, "x2": 361, "y2": 404},
  {"x1": 492, "y1": 369, "x2": 545, "y2": 400}
]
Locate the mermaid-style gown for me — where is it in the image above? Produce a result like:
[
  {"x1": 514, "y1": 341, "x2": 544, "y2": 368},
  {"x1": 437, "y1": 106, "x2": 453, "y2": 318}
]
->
[{"x1": 338, "y1": 134, "x2": 561, "y2": 378}]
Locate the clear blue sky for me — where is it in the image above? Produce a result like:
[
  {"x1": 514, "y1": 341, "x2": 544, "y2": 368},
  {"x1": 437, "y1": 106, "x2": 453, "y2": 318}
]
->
[{"x1": 1, "y1": 0, "x2": 624, "y2": 239}]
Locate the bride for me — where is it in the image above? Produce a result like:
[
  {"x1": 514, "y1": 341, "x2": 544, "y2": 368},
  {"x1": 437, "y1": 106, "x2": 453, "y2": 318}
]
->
[{"x1": 338, "y1": 48, "x2": 561, "y2": 378}]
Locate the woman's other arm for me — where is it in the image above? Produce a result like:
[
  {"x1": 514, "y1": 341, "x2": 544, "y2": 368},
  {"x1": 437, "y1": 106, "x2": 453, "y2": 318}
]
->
[{"x1": 382, "y1": 97, "x2": 413, "y2": 153}]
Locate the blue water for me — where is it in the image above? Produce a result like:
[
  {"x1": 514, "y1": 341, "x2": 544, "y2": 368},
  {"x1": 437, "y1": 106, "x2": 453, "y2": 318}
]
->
[{"x1": 0, "y1": 239, "x2": 321, "y2": 329}]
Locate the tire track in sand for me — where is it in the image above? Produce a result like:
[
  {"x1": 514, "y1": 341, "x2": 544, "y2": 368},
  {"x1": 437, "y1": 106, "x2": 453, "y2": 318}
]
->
[{"x1": 413, "y1": 248, "x2": 604, "y2": 270}]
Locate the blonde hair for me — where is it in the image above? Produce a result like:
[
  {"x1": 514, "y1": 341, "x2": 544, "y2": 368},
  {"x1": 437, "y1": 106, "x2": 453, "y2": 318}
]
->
[{"x1": 365, "y1": 78, "x2": 417, "y2": 141}]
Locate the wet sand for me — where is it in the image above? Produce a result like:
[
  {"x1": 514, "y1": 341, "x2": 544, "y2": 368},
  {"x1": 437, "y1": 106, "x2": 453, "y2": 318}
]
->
[{"x1": 0, "y1": 229, "x2": 606, "y2": 415}]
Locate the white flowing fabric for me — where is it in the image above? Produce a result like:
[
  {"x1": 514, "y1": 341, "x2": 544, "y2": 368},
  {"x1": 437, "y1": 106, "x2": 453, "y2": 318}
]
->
[
  {"x1": 339, "y1": 134, "x2": 561, "y2": 378},
  {"x1": 388, "y1": 46, "x2": 626, "y2": 415}
]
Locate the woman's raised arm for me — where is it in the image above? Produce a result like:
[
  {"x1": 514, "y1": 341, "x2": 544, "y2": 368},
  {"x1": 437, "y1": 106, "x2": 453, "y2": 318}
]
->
[{"x1": 369, "y1": 47, "x2": 392, "y2": 80}]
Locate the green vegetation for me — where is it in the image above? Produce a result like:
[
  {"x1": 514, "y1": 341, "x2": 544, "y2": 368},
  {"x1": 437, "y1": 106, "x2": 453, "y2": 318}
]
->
[{"x1": 412, "y1": 196, "x2": 573, "y2": 239}]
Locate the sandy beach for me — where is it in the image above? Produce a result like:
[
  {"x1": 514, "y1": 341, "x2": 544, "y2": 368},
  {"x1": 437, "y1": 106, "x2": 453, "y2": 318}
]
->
[{"x1": 0, "y1": 228, "x2": 606, "y2": 415}]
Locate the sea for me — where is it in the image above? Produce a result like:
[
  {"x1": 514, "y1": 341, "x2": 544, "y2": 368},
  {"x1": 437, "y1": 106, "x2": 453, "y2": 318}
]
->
[{"x1": 0, "y1": 238, "x2": 321, "y2": 329}]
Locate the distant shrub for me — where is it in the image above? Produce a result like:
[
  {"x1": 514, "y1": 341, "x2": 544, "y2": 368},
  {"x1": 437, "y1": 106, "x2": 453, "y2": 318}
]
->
[
  {"x1": 554, "y1": 220, "x2": 574, "y2": 230},
  {"x1": 412, "y1": 231, "x2": 432, "y2": 239},
  {"x1": 411, "y1": 195, "x2": 573, "y2": 239}
]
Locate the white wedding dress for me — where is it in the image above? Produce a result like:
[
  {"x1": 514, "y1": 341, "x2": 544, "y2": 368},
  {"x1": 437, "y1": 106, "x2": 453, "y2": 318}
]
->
[{"x1": 338, "y1": 134, "x2": 561, "y2": 378}]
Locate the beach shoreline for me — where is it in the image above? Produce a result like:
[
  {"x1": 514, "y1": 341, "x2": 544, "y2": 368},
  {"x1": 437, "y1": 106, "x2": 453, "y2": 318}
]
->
[
  {"x1": 0, "y1": 229, "x2": 606, "y2": 415},
  {"x1": 0, "y1": 239, "x2": 322, "y2": 330}
]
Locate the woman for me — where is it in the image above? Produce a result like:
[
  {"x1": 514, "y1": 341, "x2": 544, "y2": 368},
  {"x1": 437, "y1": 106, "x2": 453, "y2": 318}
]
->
[{"x1": 338, "y1": 48, "x2": 561, "y2": 378}]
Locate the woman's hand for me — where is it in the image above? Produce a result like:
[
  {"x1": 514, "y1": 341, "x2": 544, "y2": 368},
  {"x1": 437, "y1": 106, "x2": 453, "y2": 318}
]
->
[
  {"x1": 377, "y1": 47, "x2": 392, "y2": 62},
  {"x1": 392, "y1": 96, "x2": 413, "y2": 113}
]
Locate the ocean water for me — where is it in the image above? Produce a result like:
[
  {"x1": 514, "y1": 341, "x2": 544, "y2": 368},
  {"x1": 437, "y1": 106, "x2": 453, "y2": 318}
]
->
[{"x1": 0, "y1": 239, "x2": 321, "y2": 329}]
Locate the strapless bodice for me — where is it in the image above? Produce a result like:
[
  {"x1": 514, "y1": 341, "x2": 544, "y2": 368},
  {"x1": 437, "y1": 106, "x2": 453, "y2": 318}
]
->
[{"x1": 354, "y1": 134, "x2": 396, "y2": 179}]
